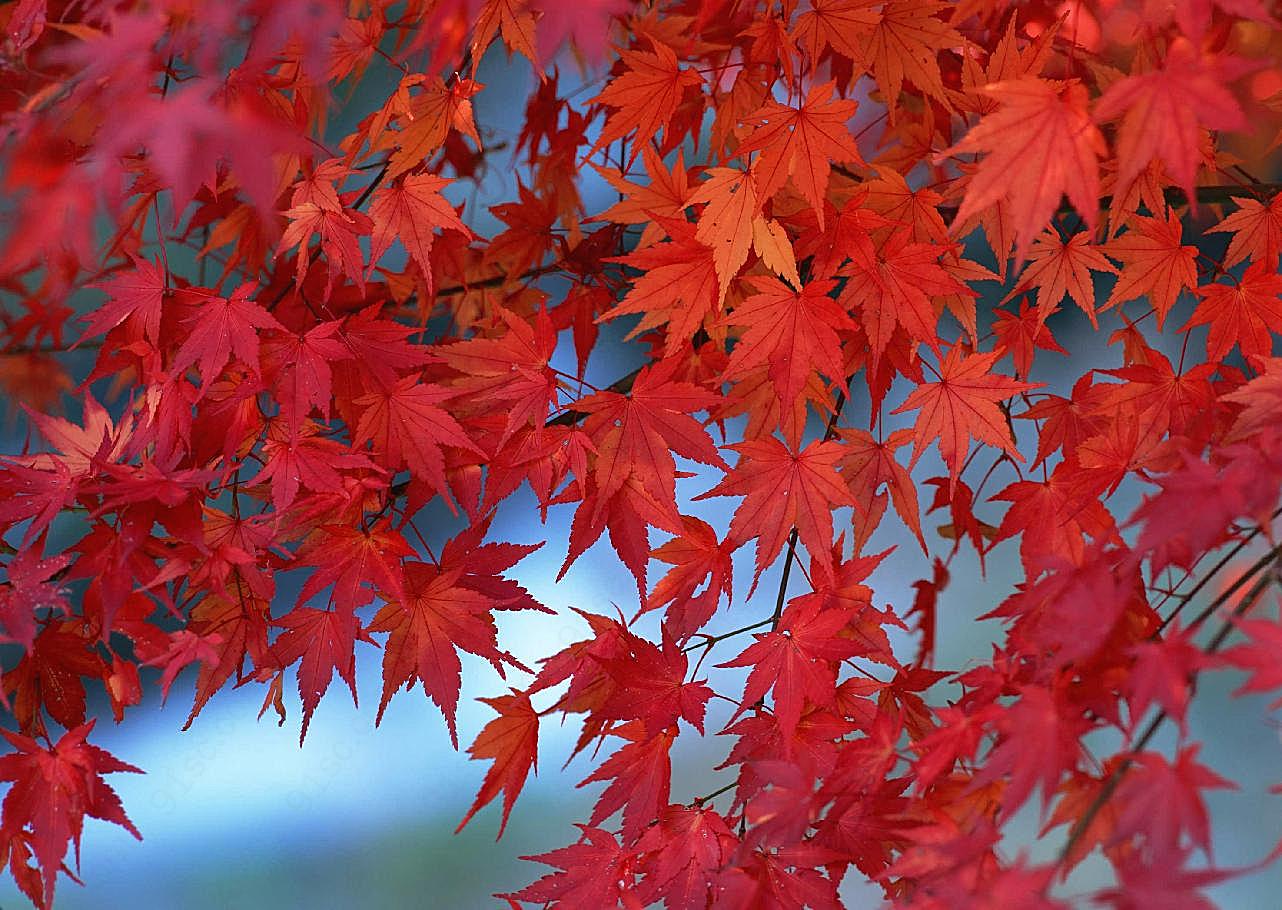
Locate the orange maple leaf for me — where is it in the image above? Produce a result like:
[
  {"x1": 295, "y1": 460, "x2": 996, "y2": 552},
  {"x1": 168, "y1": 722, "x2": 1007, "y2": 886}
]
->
[
  {"x1": 738, "y1": 80, "x2": 864, "y2": 228},
  {"x1": 689, "y1": 167, "x2": 760, "y2": 303},
  {"x1": 368, "y1": 174, "x2": 472, "y2": 288},
  {"x1": 791, "y1": 0, "x2": 878, "y2": 62},
  {"x1": 457, "y1": 691, "x2": 540, "y2": 836},
  {"x1": 603, "y1": 216, "x2": 721, "y2": 353},
  {"x1": 1182, "y1": 262, "x2": 1282, "y2": 363},
  {"x1": 384, "y1": 76, "x2": 483, "y2": 179},
  {"x1": 588, "y1": 40, "x2": 703, "y2": 166},
  {"x1": 1010, "y1": 230, "x2": 1118, "y2": 326},
  {"x1": 720, "y1": 276, "x2": 853, "y2": 447},
  {"x1": 1209, "y1": 193, "x2": 1282, "y2": 270},
  {"x1": 590, "y1": 145, "x2": 693, "y2": 249},
  {"x1": 471, "y1": 0, "x2": 539, "y2": 66},
  {"x1": 864, "y1": 0, "x2": 962, "y2": 119},
  {"x1": 943, "y1": 78, "x2": 1104, "y2": 263},
  {"x1": 1103, "y1": 210, "x2": 1198, "y2": 327}
]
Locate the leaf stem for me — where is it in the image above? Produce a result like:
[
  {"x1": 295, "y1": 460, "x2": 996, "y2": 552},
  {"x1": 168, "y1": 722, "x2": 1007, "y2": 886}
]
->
[{"x1": 768, "y1": 388, "x2": 850, "y2": 630}]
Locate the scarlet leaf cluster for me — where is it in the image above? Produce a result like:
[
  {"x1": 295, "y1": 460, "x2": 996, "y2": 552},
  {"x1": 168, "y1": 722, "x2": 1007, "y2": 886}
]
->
[{"x1": 2, "y1": 0, "x2": 1282, "y2": 908}]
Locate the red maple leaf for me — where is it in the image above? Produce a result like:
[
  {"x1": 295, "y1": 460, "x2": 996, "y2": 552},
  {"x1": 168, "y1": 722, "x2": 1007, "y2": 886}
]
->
[
  {"x1": 270, "y1": 606, "x2": 375, "y2": 744},
  {"x1": 82, "y1": 256, "x2": 167, "y2": 345},
  {"x1": 634, "y1": 806, "x2": 737, "y2": 910},
  {"x1": 696, "y1": 436, "x2": 856, "y2": 586},
  {"x1": 1103, "y1": 211, "x2": 1199, "y2": 328},
  {"x1": 1094, "y1": 42, "x2": 1250, "y2": 202},
  {"x1": 596, "y1": 631, "x2": 713, "y2": 734},
  {"x1": 353, "y1": 376, "x2": 481, "y2": 507},
  {"x1": 458, "y1": 691, "x2": 541, "y2": 837},
  {"x1": 1181, "y1": 261, "x2": 1282, "y2": 363},
  {"x1": 893, "y1": 347, "x2": 1039, "y2": 483},
  {"x1": 718, "y1": 597, "x2": 863, "y2": 742},
  {"x1": 944, "y1": 78, "x2": 1105, "y2": 261},
  {"x1": 1110, "y1": 746, "x2": 1234, "y2": 858},
  {"x1": 840, "y1": 230, "x2": 972, "y2": 366},
  {"x1": 367, "y1": 561, "x2": 528, "y2": 745},
  {"x1": 723, "y1": 278, "x2": 851, "y2": 448},
  {"x1": 643, "y1": 515, "x2": 735, "y2": 642},
  {"x1": 737, "y1": 80, "x2": 864, "y2": 226},
  {"x1": 367, "y1": 173, "x2": 473, "y2": 288},
  {"x1": 588, "y1": 40, "x2": 703, "y2": 165},
  {"x1": 0, "y1": 722, "x2": 141, "y2": 909},
  {"x1": 579, "y1": 722, "x2": 676, "y2": 843},
  {"x1": 502, "y1": 825, "x2": 639, "y2": 906},
  {"x1": 171, "y1": 283, "x2": 284, "y2": 392},
  {"x1": 578, "y1": 358, "x2": 725, "y2": 523},
  {"x1": 0, "y1": 548, "x2": 71, "y2": 652}
]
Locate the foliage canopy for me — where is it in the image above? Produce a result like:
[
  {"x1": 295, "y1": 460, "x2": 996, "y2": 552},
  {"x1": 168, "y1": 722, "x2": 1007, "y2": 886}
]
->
[{"x1": 2, "y1": 0, "x2": 1282, "y2": 906}]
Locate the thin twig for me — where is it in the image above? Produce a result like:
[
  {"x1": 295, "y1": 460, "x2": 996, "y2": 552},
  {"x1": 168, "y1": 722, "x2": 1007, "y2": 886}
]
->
[
  {"x1": 1057, "y1": 555, "x2": 1280, "y2": 867},
  {"x1": 1155, "y1": 507, "x2": 1282, "y2": 631}
]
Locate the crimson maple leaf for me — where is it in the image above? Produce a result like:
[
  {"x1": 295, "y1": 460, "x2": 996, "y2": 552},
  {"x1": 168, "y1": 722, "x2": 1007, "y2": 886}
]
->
[
  {"x1": 893, "y1": 347, "x2": 1039, "y2": 483},
  {"x1": 596, "y1": 632, "x2": 713, "y2": 734},
  {"x1": 0, "y1": 722, "x2": 141, "y2": 909},
  {"x1": 439, "y1": 306, "x2": 560, "y2": 445},
  {"x1": 294, "y1": 522, "x2": 415, "y2": 612},
  {"x1": 643, "y1": 515, "x2": 735, "y2": 642},
  {"x1": 458, "y1": 691, "x2": 540, "y2": 837},
  {"x1": 579, "y1": 722, "x2": 676, "y2": 843},
  {"x1": 972, "y1": 686, "x2": 1088, "y2": 823},
  {"x1": 1110, "y1": 746, "x2": 1234, "y2": 858},
  {"x1": 634, "y1": 806, "x2": 737, "y2": 910},
  {"x1": 577, "y1": 357, "x2": 726, "y2": 528},
  {"x1": 270, "y1": 606, "x2": 375, "y2": 744},
  {"x1": 0, "y1": 548, "x2": 71, "y2": 652},
  {"x1": 696, "y1": 436, "x2": 856, "y2": 587},
  {"x1": 352, "y1": 376, "x2": 481, "y2": 509},
  {"x1": 171, "y1": 284, "x2": 284, "y2": 392},
  {"x1": 367, "y1": 561, "x2": 529, "y2": 745},
  {"x1": 501, "y1": 825, "x2": 638, "y2": 906},
  {"x1": 82, "y1": 256, "x2": 167, "y2": 345},
  {"x1": 718, "y1": 597, "x2": 863, "y2": 742},
  {"x1": 367, "y1": 173, "x2": 473, "y2": 288},
  {"x1": 260, "y1": 320, "x2": 352, "y2": 430}
]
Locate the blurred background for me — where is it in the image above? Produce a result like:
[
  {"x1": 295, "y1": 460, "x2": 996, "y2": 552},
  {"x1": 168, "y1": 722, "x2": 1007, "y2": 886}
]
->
[{"x1": 1, "y1": 39, "x2": 1281, "y2": 910}]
